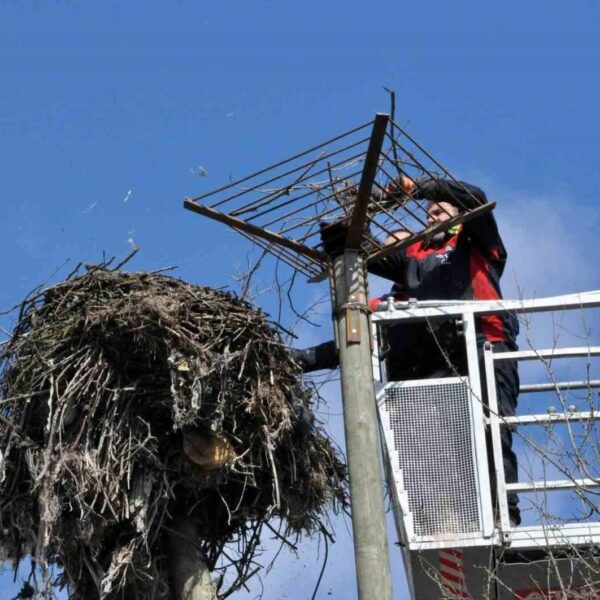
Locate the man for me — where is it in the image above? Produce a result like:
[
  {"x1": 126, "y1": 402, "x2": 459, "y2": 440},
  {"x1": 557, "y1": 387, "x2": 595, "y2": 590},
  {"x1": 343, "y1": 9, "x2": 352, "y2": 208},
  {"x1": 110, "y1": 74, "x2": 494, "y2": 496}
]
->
[
  {"x1": 293, "y1": 175, "x2": 521, "y2": 525},
  {"x1": 372, "y1": 177, "x2": 520, "y2": 526}
]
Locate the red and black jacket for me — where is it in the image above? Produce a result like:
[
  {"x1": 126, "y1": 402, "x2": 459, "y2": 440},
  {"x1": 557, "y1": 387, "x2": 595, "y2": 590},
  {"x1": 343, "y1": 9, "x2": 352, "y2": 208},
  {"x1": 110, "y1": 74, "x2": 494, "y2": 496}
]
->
[{"x1": 368, "y1": 179, "x2": 518, "y2": 346}]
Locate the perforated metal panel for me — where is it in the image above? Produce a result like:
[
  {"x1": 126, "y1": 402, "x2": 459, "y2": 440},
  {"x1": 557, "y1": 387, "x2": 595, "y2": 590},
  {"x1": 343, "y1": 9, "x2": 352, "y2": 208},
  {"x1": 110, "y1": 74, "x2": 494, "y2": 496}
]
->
[{"x1": 383, "y1": 378, "x2": 481, "y2": 538}]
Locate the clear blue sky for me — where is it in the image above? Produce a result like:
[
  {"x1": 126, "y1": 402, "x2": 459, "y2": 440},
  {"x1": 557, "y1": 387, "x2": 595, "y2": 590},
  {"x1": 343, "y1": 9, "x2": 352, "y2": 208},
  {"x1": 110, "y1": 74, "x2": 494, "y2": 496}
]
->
[{"x1": 2, "y1": 1, "x2": 600, "y2": 598}]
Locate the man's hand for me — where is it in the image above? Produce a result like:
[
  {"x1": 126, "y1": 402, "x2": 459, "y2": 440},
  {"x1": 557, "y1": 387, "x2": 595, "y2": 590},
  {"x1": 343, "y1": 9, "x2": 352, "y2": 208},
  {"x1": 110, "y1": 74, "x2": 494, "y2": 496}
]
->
[{"x1": 385, "y1": 175, "x2": 415, "y2": 196}]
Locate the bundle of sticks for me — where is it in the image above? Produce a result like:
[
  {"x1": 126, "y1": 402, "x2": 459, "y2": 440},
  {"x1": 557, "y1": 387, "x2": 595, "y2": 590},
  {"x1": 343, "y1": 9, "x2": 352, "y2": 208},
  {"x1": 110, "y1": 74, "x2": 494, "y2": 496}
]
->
[{"x1": 0, "y1": 267, "x2": 347, "y2": 598}]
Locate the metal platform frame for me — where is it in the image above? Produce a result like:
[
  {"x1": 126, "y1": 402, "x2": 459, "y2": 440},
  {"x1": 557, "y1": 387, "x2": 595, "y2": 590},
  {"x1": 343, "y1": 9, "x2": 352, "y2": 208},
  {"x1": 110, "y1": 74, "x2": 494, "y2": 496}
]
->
[{"x1": 372, "y1": 290, "x2": 600, "y2": 598}]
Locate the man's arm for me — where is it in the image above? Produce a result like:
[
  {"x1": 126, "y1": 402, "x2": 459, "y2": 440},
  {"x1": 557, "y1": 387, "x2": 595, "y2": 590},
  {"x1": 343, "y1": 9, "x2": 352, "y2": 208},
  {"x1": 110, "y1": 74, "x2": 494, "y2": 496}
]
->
[
  {"x1": 413, "y1": 177, "x2": 485, "y2": 209},
  {"x1": 366, "y1": 247, "x2": 405, "y2": 281},
  {"x1": 290, "y1": 340, "x2": 338, "y2": 372}
]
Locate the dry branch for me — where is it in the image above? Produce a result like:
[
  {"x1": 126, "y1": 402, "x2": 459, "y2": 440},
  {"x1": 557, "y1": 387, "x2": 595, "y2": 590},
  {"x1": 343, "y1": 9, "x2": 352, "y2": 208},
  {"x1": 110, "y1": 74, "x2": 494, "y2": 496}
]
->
[{"x1": 0, "y1": 268, "x2": 347, "y2": 599}]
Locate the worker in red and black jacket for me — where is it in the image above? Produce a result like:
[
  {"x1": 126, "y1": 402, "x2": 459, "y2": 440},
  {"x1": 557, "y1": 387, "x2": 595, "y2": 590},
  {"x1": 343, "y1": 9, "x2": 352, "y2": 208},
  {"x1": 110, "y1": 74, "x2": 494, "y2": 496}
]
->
[
  {"x1": 293, "y1": 175, "x2": 521, "y2": 525},
  {"x1": 373, "y1": 176, "x2": 520, "y2": 525},
  {"x1": 369, "y1": 176, "x2": 519, "y2": 347}
]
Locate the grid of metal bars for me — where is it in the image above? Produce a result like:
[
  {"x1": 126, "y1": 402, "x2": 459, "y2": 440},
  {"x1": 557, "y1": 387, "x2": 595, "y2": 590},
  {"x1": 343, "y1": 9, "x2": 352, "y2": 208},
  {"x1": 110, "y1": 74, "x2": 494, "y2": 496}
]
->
[
  {"x1": 384, "y1": 379, "x2": 481, "y2": 538},
  {"x1": 184, "y1": 114, "x2": 493, "y2": 279}
]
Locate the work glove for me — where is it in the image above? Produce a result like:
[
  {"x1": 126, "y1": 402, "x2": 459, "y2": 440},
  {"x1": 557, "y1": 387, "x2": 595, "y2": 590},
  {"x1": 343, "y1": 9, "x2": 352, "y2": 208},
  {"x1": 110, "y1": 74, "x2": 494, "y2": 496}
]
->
[
  {"x1": 385, "y1": 174, "x2": 416, "y2": 197},
  {"x1": 289, "y1": 340, "x2": 338, "y2": 373},
  {"x1": 319, "y1": 220, "x2": 349, "y2": 257}
]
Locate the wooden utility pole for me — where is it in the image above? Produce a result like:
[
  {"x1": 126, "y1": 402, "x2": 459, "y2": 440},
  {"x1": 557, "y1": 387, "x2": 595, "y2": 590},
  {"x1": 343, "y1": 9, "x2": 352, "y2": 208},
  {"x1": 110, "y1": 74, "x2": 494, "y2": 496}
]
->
[
  {"x1": 333, "y1": 249, "x2": 393, "y2": 600},
  {"x1": 167, "y1": 519, "x2": 217, "y2": 600},
  {"x1": 324, "y1": 112, "x2": 392, "y2": 600}
]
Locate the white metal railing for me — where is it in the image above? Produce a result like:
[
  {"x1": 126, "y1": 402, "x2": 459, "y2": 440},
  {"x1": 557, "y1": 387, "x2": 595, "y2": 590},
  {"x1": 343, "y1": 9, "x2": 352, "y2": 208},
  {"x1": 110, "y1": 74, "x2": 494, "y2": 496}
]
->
[
  {"x1": 494, "y1": 346, "x2": 600, "y2": 361},
  {"x1": 372, "y1": 290, "x2": 600, "y2": 551},
  {"x1": 483, "y1": 335, "x2": 600, "y2": 545}
]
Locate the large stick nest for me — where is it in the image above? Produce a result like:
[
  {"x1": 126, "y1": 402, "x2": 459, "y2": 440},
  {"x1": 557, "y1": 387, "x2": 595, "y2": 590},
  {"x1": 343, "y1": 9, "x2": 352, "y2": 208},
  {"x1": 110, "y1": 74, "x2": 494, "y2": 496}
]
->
[{"x1": 0, "y1": 268, "x2": 347, "y2": 599}]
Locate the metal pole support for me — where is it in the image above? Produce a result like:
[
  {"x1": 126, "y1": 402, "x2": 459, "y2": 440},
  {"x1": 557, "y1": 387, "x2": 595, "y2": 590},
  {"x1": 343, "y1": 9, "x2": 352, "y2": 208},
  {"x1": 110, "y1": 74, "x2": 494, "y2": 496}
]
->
[{"x1": 332, "y1": 249, "x2": 393, "y2": 600}]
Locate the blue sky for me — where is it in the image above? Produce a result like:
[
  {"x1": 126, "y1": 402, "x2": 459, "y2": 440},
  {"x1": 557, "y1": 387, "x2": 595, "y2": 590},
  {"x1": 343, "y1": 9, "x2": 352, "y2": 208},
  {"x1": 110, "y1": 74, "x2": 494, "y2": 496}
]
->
[{"x1": 2, "y1": 1, "x2": 600, "y2": 598}]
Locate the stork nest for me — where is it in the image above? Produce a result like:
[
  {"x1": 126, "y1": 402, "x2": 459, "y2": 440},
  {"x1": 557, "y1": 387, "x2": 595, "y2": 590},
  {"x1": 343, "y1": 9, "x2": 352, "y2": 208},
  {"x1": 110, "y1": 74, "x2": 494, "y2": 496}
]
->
[{"x1": 0, "y1": 267, "x2": 347, "y2": 599}]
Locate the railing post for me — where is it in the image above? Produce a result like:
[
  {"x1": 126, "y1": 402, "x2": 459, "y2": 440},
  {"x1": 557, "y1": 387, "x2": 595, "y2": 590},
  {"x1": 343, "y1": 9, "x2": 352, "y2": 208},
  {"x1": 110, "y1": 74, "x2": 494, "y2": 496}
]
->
[{"x1": 483, "y1": 342, "x2": 511, "y2": 538}]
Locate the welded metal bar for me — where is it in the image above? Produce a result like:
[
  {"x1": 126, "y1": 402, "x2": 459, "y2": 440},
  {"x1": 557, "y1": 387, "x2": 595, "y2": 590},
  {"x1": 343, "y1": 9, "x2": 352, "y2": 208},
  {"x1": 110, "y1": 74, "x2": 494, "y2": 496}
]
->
[
  {"x1": 256, "y1": 167, "x2": 364, "y2": 227},
  {"x1": 236, "y1": 230, "x2": 319, "y2": 277},
  {"x1": 380, "y1": 153, "x2": 420, "y2": 170},
  {"x1": 520, "y1": 379, "x2": 600, "y2": 393},
  {"x1": 278, "y1": 198, "x2": 355, "y2": 237},
  {"x1": 189, "y1": 120, "x2": 373, "y2": 204},
  {"x1": 367, "y1": 203, "x2": 495, "y2": 265},
  {"x1": 183, "y1": 200, "x2": 326, "y2": 263},
  {"x1": 295, "y1": 212, "x2": 352, "y2": 243},
  {"x1": 378, "y1": 152, "x2": 457, "y2": 221},
  {"x1": 388, "y1": 119, "x2": 486, "y2": 209},
  {"x1": 364, "y1": 214, "x2": 408, "y2": 245},
  {"x1": 493, "y1": 346, "x2": 600, "y2": 362},
  {"x1": 369, "y1": 217, "x2": 415, "y2": 244},
  {"x1": 371, "y1": 178, "x2": 429, "y2": 229},
  {"x1": 378, "y1": 152, "x2": 462, "y2": 222},
  {"x1": 346, "y1": 114, "x2": 389, "y2": 248},
  {"x1": 367, "y1": 192, "x2": 416, "y2": 236},
  {"x1": 232, "y1": 151, "x2": 328, "y2": 217},
  {"x1": 294, "y1": 190, "x2": 411, "y2": 245},
  {"x1": 381, "y1": 135, "x2": 474, "y2": 215},
  {"x1": 361, "y1": 230, "x2": 385, "y2": 254},
  {"x1": 381, "y1": 134, "x2": 446, "y2": 187},
  {"x1": 237, "y1": 149, "x2": 367, "y2": 219},
  {"x1": 379, "y1": 138, "x2": 423, "y2": 171},
  {"x1": 501, "y1": 411, "x2": 597, "y2": 425},
  {"x1": 225, "y1": 148, "x2": 363, "y2": 217},
  {"x1": 382, "y1": 132, "x2": 442, "y2": 180},
  {"x1": 506, "y1": 478, "x2": 600, "y2": 492},
  {"x1": 483, "y1": 343, "x2": 511, "y2": 534}
]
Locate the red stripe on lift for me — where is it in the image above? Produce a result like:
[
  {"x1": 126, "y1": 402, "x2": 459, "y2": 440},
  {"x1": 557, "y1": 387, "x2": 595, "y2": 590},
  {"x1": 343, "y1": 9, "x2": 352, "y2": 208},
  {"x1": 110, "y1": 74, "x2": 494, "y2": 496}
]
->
[
  {"x1": 440, "y1": 569, "x2": 465, "y2": 585},
  {"x1": 439, "y1": 556, "x2": 465, "y2": 573}
]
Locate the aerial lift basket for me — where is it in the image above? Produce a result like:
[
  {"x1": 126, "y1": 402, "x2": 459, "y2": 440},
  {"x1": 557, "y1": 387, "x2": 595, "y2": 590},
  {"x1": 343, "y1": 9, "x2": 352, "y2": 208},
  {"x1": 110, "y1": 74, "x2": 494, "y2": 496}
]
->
[{"x1": 373, "y1": 293, "x2": 600, "y2": 599}]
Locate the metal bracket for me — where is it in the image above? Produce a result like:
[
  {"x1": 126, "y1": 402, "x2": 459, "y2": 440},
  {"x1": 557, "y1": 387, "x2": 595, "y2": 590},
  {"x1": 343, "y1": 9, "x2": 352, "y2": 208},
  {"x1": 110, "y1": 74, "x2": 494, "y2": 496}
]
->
[{"x1": 337, "y1": 301, "x2": 371, "y2": 343}]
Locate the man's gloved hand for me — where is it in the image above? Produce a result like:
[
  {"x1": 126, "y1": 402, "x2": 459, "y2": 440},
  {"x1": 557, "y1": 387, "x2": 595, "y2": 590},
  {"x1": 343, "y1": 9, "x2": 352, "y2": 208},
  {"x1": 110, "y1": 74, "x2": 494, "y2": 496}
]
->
[
  {"x1": 385, "y1": 174, "x2": 416, "y2": 197},
  {"x1": 289, "y1": 341, "x2": 338, "y2": 373},
  {"x1": 320, "y1": 220, "x2": 349, "y2": 257}
]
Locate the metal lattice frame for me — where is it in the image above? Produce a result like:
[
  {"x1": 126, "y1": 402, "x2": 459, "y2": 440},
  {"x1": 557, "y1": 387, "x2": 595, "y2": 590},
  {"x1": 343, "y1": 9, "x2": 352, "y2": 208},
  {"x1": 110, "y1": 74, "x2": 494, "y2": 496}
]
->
[
  {"x1": 184, "y1": 114, "x2": 495, "y2": 279},
  {"x1": 383, "y1": 378, "x2": 481, "y2": 539}
]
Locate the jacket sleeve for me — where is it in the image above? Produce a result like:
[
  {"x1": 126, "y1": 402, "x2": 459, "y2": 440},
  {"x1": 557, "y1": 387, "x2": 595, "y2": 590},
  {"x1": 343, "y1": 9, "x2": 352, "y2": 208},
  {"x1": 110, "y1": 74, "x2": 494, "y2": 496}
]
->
[
  {"x1": 366, "y1": 248, "x2": 405, "y2": 282},
  {"x1": 415, "y1": 178, "x2": 502, "y2": 257}
]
